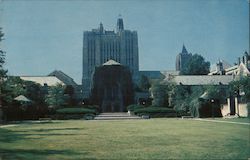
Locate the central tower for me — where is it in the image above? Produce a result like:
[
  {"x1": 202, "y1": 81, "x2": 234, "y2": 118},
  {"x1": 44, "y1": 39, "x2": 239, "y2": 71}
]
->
[{"x1": 82, "y1": 17, "x2": 139, "y2": 98}]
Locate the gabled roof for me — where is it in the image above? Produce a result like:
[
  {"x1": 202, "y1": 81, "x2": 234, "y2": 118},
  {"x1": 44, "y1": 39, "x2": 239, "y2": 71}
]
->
[
  {"x1": 14, "y1": 95, "x2": 31, "y2": 102},
  {"x1": 48, "y1": 70, "x2": 78, "y2": 86},
  {"x1": 209, "y1": 60, "x2": 232, "y2": 73},
  {"x1": 103, "y1": 59, "x2": 121, "y2": 66},
  {"x1": 168, "y1": 75, "x2": 234, "y2": 85},
  {"x1": 20, "y1": 76, "x2": 65, "y2": 86}
]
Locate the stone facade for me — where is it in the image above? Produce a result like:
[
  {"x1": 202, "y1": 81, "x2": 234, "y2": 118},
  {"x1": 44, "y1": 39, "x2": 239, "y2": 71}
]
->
[
  {"x1": 209, "y1": 51, "x2": 250, "y2": 76},
  {"x1": 90, "y1": 60, "x2": 134, "y2": 112},
  {"x1": 82, "y1": 17, "x2": 139, "y2": 98}
]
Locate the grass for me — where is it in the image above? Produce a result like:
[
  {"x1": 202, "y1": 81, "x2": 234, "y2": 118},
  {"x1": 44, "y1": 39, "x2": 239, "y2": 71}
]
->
[
  {"x1": 212, "y1": 117, "x2": 250, "y2": 123},
  {"x1": 0, "y1": 118, "x2": 249, "y2": 160}
]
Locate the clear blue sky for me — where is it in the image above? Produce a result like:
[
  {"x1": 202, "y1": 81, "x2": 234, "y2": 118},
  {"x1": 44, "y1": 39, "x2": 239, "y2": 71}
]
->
[{"x1": 1, "y1": 0, "x2": 249, "y2": 84}]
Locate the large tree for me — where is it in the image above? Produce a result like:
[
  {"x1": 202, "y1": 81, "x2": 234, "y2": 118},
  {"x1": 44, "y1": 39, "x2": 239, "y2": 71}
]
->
[
  {"x1": 138, "y1": 75, "x2": 151, "y2": 91},
  {"x1": 45, "y1": 84, "x2": 67, "y2": 109},
  {"x1": 229, "y1": 76, "x2": 250, "y2": 102},
  {"x1": 0, "y1": 28, "x2": 7, "y2": 107},
  {"x1": 181, "y1": 54, "x2": 210, "y2": 75},
  {"x1": 151, "y1": 82, "x2": 170, "y2": 107}
]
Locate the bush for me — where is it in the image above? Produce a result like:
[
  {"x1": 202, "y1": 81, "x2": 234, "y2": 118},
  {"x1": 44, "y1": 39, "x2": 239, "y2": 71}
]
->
[
  {"x1": 176, "y1": 110, "x2": 191, "y2": 117},
  {"x1": 247, "y1": 103, "x2": 250, "y2": 117},
  {"x1": 127, "y1": 104, "x2": 144, "y2": 112},
  {"x1": 81, "y1": 105, "x2": 99, "y2": 112},
  {"x1": 56, "y1": 108, "x2": 96, "y2": 114},
  {"x1": 134, "y1": 106, "x2": 176, "y2": 117},
  {"x1": 83, "y1": 114, "x2": 95, "y2": 120}
]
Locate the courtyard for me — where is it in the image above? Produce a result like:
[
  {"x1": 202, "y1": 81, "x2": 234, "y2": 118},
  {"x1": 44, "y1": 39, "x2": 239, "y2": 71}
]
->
[{"x1": 0, "y1": 118, "x2": 249, "y2": 160}]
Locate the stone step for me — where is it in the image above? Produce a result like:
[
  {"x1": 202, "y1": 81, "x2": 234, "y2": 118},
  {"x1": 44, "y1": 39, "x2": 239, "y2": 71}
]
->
[
  {"x1": 99, "y1": 112, "x2": 129, "y2": 115},
  {"x1": 94, "y1": 112, "x2": 141, "y2": 120},
  {"x1": 94, "y1": 116, "x2": 141, "y2": 120},
  {"x1": 97, "y1": 115, "x2": 132, "y2": 117}
]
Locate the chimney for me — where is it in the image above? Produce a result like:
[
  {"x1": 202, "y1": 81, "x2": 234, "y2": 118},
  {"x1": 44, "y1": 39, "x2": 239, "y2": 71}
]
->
[
  {"x1": 238, "y1": 57, "x2": 241, "y2": 65},
  {"x1": 216, "y1": 60, "x2": 224, "y2": 75}
]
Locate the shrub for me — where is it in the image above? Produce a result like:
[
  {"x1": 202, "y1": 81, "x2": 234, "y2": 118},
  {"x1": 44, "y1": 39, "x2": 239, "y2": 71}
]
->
[
  {"x1": 56, "y1": 108, "x2": 96, "y2": 114},
  {"x1": 247, "y1": 103, "x2": 250, "y2": 117},
  {"x1": 83, "y1": 114, "x2": 95, "y2": 120},
  {"x1": 82, "y1": 105, "x2": 99, "y2": 111},
  {"x1": 134, "y1": 106, "x2": 176, "y2": 117},
  {"x1": 127, "y1": 104, "x2": 144, "y2": 112}
]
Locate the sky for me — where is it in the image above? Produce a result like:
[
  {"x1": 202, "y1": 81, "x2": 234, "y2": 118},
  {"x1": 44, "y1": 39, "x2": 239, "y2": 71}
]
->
[{"x1": 0, "y1": 0, "x2": 249, "y2": 84}]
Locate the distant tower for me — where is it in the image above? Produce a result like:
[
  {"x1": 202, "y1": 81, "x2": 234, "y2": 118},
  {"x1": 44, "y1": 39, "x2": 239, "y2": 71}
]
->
[
  {"x1": 176, "y1": 44, "x2": 192, "y2": 71},
  {"x1": 82, "y1": 17, "x2": 139, "y2": 98},
  {"x1": 117, "y1": 15, "x2": 124, "y2": 32},
  {"x1": 99, "y1": 22, "x2": 104, "y2": 33}
]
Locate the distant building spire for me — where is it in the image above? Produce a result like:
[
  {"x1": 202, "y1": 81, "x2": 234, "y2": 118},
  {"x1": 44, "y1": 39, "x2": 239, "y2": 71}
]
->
[
  {"x1": 181, "y1": 44, "x2": 188, "y2": 54},
  {"x1": 99, "y1": 22, "x2": 104, "y2": 33},
  {"x1": 117, "y1": 15, "x2": 124, "y2": 32}
]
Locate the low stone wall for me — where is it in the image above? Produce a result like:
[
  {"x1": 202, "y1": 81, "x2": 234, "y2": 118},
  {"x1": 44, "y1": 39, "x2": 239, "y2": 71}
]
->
[
  {"x1": 221, "y1": 104, "x2": 230, "y2": 117},
  {"x1": 221, "y1": 103, "x2": 249, "y2": 117},
  {"x1": 238, "y1": 103, "x2": 249, "y2": 117}
]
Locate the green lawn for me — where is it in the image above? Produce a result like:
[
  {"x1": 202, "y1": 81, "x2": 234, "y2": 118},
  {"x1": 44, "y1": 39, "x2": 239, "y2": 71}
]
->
[
  {"x1": 212, "y1": 117, "x2": 250, "y2": 123},
  {"x1": 0, "y1": 118, "x2": 249, "y2": 160}
]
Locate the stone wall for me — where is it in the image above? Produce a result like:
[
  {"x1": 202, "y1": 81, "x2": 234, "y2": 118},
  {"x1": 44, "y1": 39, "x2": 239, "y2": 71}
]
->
[{"x1": 221, "y1": 103, "x2": 249, "y2": 117}]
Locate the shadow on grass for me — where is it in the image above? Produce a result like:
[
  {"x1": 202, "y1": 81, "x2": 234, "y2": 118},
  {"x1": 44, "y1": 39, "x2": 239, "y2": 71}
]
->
[
  {"x1": 31, "y1": 127, "x2": 85, "y2": 132},
  {"x1": 0, "y1": 128, "x2": 32, "y2": 143},
  {"x1": 0, "y1": 127, "x2": 89, "y2": 159},
  {"x1": 14, "y1": 127, "x2": 85, "y2": 133},
  {"x1": 0, "y1": 148, "x2": 81, "y2": 160},
  {"x1": 0, "y1": 127, "x2": 86, "y2": 143}
]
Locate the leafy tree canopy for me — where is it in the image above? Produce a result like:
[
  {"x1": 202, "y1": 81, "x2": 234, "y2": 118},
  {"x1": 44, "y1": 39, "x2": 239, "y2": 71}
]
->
[
  {"x1": 1, "y1": 77, "x2": 45, "y2": 105},
  {"x1": 229, "y1": 76, "x2": 250, "y2": 102},
  {"x1": 0, "y1": 28, "x2": 7, "y2": 108},
  {"x1": 151, "y1": 83, "x2": 170, "y2": 107},
  {"x1": 138, "y1": 75, "x2": 151, "y2": 91},
  {"x1": 45, "y1": 84, "x2": 67, "y2": 108},
  {"x1": 181, "y1": 54, "x2": 210, "y2": 75}
]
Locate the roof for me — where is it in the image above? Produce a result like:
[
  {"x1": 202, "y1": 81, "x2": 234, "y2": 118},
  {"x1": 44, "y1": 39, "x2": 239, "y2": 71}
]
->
[
  {"x1": 20, "y1": 76, "x2": 65, "y2": 86},
  {"x1": 168, "y1": 75, "x2": 234, "y2": 85},
  {"x1": 14, "y1": 95, "x2": 31, "y2": 102},
  {"x1": 48, "y1": 70, "x2": 78, "y2": 86},
  {"x1": 225, "y1": 62, "x2": 250, "y2": 76},
  {"x1": 210, "y1": 60, "x2": 232, "y2": 73},
  {"x1": 139, "y1": 70, "x2": 180, "y2": 80},
  {"x1": 103, "y1": 59, "x2": 121, "y2": 66}
]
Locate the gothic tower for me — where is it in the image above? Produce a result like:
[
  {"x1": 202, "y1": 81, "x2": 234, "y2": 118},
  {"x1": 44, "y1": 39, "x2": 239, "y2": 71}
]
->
[
  {"x1": 82, "y1": 17, "x2": 139, "y2": 98},
  {"x1": 176, "y1": 44, "x2": 192, "y2": 71}
]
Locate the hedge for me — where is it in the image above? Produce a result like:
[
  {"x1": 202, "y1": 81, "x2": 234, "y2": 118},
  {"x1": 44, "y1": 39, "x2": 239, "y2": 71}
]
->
[
  {"x1": 127, "y1": 104, "x2": 144, "y2": 111},
  {"x1": 56, "y1": 108, "x2": 96, "y2": 114},
  {"x1": 134, "y1": 106, "x2": 176, "y2": 115}
]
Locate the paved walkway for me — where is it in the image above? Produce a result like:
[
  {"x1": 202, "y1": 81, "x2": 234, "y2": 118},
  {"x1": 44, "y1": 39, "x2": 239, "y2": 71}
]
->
[{"x1": 194, "y1": 118, "x2": 250, "y2": 125}]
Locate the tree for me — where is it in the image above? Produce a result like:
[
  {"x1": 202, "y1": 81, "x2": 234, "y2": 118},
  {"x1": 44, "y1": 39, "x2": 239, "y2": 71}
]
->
[
  {"x1": 205, "y1": 85, "x2": 227, "y2": 103},
  {"x1": 24, "y1": 80, "x2": 46, "y2": 106},
  {"x1": 64, "y1": 85, "x2": 75, "y2": 105},
  {"x1": 0, "y1": 28, "x2": 7, "y2": 99},
  {"x1": 229, "y1": 76, "x2": 250, "y2": 102},
  {"x1": 138, "y1": 75, "x2": 151, "y2": 91},
  {"x1": 172, "y1": 85, "x2": 204, "y2": 112},
  {"x1": 151, "y1": 83, "x2": 169, "y2": 107},
  {"x1": 1, "y1": 77, "x2": 26, "y2": 105},
  {"x1": 181, "y1": 54, "x2": 210, "y2": 75},
  {"x1": 0, "y1": 28, "x2": 6, "y2": 121},
  {"x1": 45, "y1": 84, "x2": 67, "y2": 109}
]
